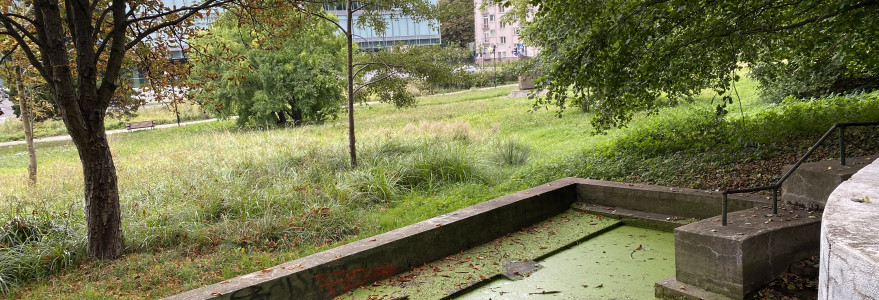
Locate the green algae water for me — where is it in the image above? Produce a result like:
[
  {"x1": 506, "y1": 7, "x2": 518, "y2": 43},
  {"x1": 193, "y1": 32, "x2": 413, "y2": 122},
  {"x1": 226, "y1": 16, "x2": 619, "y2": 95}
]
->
[
  {"x1": 456, "y1": 226, "x2": 674, "y2": 300},
  {"x1": 341, "y1": 211, "x2": 674, "y2": 300}
]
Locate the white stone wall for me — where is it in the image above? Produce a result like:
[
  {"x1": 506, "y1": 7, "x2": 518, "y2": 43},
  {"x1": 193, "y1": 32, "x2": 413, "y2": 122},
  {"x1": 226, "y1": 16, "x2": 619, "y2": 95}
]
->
[{"x1": 819, "y1": 157, "x2": 879, "y2": 299}]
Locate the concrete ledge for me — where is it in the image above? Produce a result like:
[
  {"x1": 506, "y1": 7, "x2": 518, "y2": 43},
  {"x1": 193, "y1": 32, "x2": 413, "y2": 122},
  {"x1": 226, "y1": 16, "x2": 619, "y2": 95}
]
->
[
  {"x1": 674, "y1": 206, "x2": 820, "y2": 299},
  {"x1": 819, "y1": 158, "x2": 879, "y2": 299},
  {"x1": 574, "y1": 179, "x2": 767, "y2": 219},
  {"x1": 165, "y1": 178, "x2": 581, "y2": 300},
  {"x1": 572, "y1": 202, "x2": 697, "y2": 232},
  {"x1": 655, "y1": 275, "x2": 734, "y2": 300},
  {"x1": 781, "y1": 156, "x2": 874, "y2": 210}
]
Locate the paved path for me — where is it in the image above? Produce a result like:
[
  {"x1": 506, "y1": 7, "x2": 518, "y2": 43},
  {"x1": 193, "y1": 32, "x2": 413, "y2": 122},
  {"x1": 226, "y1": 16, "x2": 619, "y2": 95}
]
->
[
  {"x1": 0, "y1": 97, "x2": 14, "y2": 123},
  {"x1": 0, "y1": 118, "x2": 220, "y2": 148}
]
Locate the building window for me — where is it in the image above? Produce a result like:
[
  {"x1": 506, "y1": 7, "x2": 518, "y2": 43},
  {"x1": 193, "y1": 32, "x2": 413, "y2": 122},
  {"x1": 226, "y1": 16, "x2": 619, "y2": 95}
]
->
[
  {"x1": 490, "y1": 30, "x2": 495, "y2": 37},
  {"x1": 500, "y1": 52, "x2": 506, "y2": 58},
  {"x1": 483, "y1": 16, "x2": 488, "y2": 26},
  {"x1": 499, "y1": 5, "x2": 505, "y2": 13},
  {"x1": 490, "y1": 14, "x2": 494, "y2": 22},
  {"x1": 500, "y1": 22, "x2": 506, "y2": 28},
  {"x1": 500, "y1": 36, "x2": 506, "y2": 44},
  {"x1": 484, "y1": 32, "x2": 490, "y2": 40},
  {"x1": 514, "y1": 27, "x2": 520, "y2": 35}
]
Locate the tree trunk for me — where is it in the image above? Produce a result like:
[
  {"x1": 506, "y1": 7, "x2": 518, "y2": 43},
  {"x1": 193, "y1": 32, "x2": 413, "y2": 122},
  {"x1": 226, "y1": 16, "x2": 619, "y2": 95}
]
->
[
  {"x1": 346, "y1": 0, "x2": 357, "y2": 167},
  {"x1": 277, "y1": 111, "x2": 287, "y2": 124},
  {"x1": 75, "y1": 121, "x2": 124, "y2": 259},
  {"x1": 290, "y1": 107, "x2": 303, "y2": 126},
  {"x1": 15, "y1": 66, "x2": 37, "y2": 185}
]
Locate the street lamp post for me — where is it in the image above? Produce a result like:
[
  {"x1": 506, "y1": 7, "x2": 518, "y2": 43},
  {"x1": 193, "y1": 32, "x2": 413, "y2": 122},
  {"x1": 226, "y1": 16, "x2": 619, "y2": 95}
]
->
[{"x1": 493, "y1": 44, "x2": 497, "y2": 88}]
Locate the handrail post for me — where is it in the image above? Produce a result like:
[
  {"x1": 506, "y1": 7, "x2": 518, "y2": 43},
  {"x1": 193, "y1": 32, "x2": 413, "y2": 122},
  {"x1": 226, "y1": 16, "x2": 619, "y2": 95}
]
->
[
  {"x1": 839, "y1": 126, "x2": 846, "y2": 166},
  {"x1": 722, "y1": 192, "x2": 728, "y2": 226},
  {"x1": 772, "y1": 187, "x2": 778, "y2": 215}
]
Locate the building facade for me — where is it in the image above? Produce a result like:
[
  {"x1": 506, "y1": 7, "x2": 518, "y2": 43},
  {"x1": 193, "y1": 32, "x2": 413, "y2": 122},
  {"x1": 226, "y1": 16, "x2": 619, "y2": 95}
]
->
[
  {"x1": 473, "y1": 0, "x2": 538, "y2": 64},
  {"x1": 328, "y1": 2, "x2": 441, "y2": 51}
]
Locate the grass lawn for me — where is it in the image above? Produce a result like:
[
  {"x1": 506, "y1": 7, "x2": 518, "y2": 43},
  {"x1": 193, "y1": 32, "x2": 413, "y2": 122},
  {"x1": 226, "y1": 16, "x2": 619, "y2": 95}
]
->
[{"x1": 1, "y1": 78, "x2": 879, "y2": 299}]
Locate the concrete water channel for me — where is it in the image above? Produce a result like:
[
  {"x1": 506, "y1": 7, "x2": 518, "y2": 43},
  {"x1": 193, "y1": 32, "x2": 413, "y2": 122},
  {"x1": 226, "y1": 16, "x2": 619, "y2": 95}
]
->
[
  {"x1": 170, "y1": 177, "x2": 775, "y2": 300},
  {"x1": 167, "y1": 156, "x2": 879, "y2": 300},
  {"x1": 340, "y1": 209, "x2": 676, "y2": 299}
]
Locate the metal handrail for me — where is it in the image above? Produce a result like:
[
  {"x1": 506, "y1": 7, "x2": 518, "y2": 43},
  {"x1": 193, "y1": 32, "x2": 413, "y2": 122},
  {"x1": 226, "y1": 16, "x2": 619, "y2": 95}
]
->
[{"x1": 721, "y1": 121, "x2": 879, "y2": 226}]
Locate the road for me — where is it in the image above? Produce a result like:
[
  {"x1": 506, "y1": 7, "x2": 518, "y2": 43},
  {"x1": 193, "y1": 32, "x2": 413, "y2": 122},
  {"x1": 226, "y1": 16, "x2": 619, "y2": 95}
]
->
[{"x1": 0, "y1": 97, "x2": 14, "y2": 123}]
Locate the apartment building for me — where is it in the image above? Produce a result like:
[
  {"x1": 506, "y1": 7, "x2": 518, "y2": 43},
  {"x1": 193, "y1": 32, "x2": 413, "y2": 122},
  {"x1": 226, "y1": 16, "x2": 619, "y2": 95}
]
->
[{"x1": 473, "y1": 0, "x2": 538, "y2": 64}]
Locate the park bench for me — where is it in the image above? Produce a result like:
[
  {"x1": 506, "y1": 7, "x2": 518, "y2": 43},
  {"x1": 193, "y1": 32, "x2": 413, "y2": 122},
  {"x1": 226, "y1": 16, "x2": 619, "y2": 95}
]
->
[{"x1": 126, "y1": 120, "x2": 155, "y2": 131}]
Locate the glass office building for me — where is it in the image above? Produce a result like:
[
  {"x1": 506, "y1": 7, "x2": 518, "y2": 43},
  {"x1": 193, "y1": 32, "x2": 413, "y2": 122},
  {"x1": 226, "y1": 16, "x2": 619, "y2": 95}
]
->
[{"x1": 327, "y1": 2, "x2": 441, "y2": 51}]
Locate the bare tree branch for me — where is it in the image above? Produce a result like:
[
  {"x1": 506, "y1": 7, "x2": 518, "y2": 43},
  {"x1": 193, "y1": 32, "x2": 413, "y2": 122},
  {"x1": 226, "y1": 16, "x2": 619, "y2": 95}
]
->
[{"x1": 125, "y1": 0, "x2": 233, "y2": 49}]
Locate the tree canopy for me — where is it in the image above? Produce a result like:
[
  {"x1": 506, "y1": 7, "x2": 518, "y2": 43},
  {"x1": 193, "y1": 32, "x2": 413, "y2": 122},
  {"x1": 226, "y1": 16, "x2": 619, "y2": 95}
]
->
[
  {"x1": 512, "y1": 0, "x2": 879, "y2": 131},
  {"x1": 438, "y1": 0, "x2": 475, "y2": 48},
  {"x1": 188, "y1": 10, "x2": 346, "y2": 126}
]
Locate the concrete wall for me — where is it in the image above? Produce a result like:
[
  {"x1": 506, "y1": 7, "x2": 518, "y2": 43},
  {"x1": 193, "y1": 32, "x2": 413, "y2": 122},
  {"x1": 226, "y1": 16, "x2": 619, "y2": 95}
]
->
[
  {"x1": 819, "y1": 158, "x2": 879, "y2": 299},
  {"x1": 574, "y1": 179, "x2": 766, "y2": 219}
]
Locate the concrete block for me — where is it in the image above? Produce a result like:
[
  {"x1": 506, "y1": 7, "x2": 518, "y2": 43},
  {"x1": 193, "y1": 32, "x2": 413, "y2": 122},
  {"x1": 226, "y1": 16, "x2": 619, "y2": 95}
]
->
[
  {"x1": 674, "y1": 206, "x2": 821, "y2": 299},
  {"x1": 781, "y1": 156, "x2": 874, "y2": 210},
  {"x1": 518, "y1": 76, "x2": 534, "y2": 90}
]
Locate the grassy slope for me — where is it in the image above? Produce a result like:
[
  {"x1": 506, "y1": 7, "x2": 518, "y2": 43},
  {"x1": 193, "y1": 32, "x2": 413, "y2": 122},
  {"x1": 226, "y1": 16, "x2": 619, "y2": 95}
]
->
[{"x1": 1, "y1": 80, "x2": 879, "y2": 299}]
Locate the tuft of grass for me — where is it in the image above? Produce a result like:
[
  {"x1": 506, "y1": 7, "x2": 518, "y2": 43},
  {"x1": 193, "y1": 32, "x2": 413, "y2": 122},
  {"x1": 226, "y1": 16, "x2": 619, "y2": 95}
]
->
[
  {"x1": 493, "y1": 139, "x2": 531, "y2": 165},
  {"x1": 0, "y1": 215, "x2": 85, "y2": 294}
]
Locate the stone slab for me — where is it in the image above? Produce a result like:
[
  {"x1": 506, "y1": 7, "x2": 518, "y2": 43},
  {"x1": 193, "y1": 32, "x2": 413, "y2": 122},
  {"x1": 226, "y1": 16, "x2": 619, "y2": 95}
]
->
[
  {"x1": 655, "y1": 275, "x2": 734, "y2": 300},
  {"x1": 781, "y1": 156, "x2": 874, "y2": 210},
  {"x1": 819, "y1": 157, "x2": 879, "y2": 299},
  {"x1": 674, "y1": 205, "x2": 821, "y2": 299},
  {"x1": 571, "y1": 202, "x2": 697, "y2": 232}
]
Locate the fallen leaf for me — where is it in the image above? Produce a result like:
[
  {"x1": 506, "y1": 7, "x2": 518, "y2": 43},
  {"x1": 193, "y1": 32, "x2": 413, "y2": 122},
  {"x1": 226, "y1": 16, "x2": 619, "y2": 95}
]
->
[{"x1": 680, "y1": 285, "x2": 687, "y2": 290}]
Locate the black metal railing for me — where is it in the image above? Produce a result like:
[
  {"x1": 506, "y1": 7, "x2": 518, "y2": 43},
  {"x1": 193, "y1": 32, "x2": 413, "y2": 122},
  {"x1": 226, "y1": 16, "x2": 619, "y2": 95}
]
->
[{"x1": 721, "y1": 122, "x2": 879, "y2": 226}]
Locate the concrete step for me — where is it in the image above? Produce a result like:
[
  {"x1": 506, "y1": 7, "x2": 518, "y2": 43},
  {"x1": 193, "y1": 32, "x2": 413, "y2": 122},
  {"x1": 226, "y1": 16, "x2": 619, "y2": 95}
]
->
[
  {"x1": 571, "y1": 202, "x2": 698, "y2": 232},
  {"x1": 655, "y1": 276, "x2": 734, "y2": 300}
]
